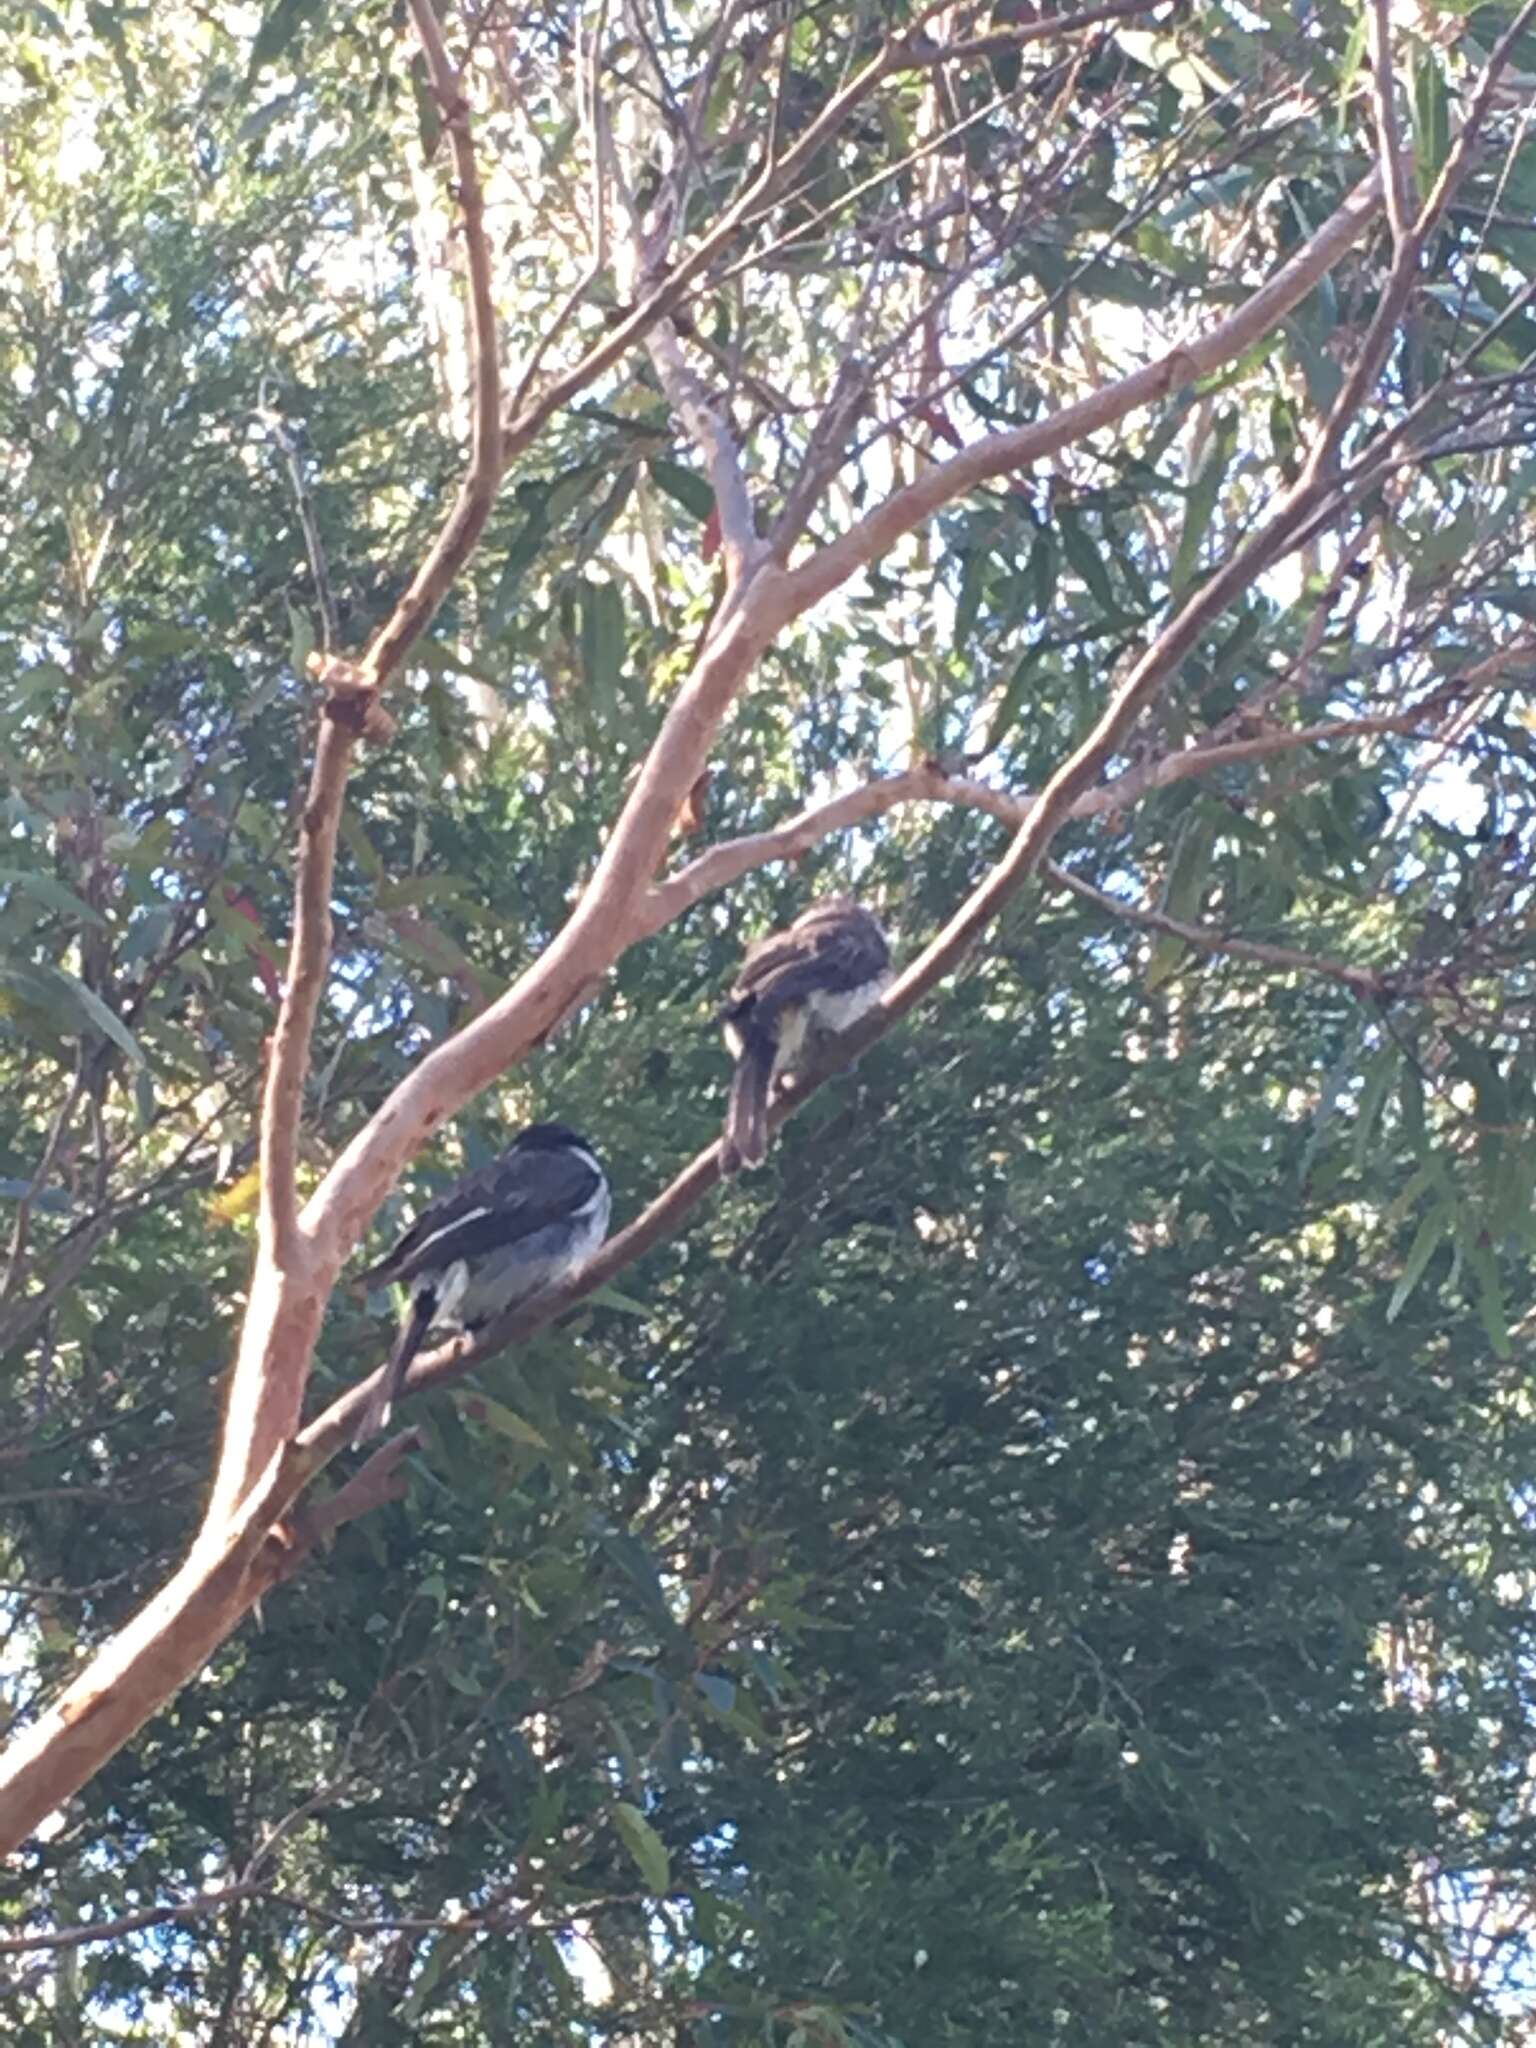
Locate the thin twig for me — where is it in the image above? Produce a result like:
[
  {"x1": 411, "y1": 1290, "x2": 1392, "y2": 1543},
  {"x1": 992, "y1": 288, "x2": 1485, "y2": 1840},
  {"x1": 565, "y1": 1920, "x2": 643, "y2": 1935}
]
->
[
  {"x1": 0, "y1": 1129, "x2": 228, "y2": 1366},
  {"x1": 257, "y1": 392, "x2": 340, "y2": 650},
  {"x1": 0, "y1": 1060, "x2": 86, "y2": 1317},
  {"x1": 505, "y1": 0, "x2": 611, "y2": 418},
  {"x1": 1307, "y1": 0, "x2": 1536, "y2": 486},
  {"x1": 494, "y1": 0, "x2": 1166, "y2": 471},
  {"x1": 1447, "y1": 97, "x2": 1536, "y2": 353},
  {"x1": 1043, "y1": 860, "x2": 1394, "y2": 998},
  {"x1": 364, "y1": 0, "x2": 505, "y2": 685},
  {"x1": 0, "y1": 1878, "x2": 572, "y2": 1956},
  {"x1": 1368, "y1": 0, "x2": 1413, "y2": 250},
  {"x1": 641, "y1": 686, "x2": 1481, "y2": 929},
  {"x1": 777, "y1": 169, "x2": 1385, "y2": 613},
  {"x1": 913, "y1": 0, "x2": 1168, "y2": 66}
]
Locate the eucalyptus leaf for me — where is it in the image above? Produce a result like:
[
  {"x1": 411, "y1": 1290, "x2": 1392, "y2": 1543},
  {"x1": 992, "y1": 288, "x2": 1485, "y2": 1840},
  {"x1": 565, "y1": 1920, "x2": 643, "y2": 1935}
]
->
[{"x1": 612, "y1": 1800, "x2": 671, "y2": 1893}]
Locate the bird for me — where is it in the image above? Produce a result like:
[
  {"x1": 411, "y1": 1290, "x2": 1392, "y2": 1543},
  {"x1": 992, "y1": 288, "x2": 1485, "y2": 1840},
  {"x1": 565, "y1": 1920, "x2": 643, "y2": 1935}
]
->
[
  {"x1": 351, "y1": 1122, "x2": 611, "y2": 1445},
  {"x1": 717, "y1": 896, "x2": 891, "y2": 1176}
]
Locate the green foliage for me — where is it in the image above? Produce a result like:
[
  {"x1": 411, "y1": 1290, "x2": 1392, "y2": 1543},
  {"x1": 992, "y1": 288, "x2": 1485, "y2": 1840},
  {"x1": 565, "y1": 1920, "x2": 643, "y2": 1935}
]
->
[{"x1": 3, "y1": 0, "x2": 1536, "y2": 2042}]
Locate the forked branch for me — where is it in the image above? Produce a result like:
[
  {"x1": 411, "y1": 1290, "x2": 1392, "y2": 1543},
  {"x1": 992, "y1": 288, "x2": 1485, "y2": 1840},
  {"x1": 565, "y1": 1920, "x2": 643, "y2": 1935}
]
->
[
  {"x1": 777, "y1": 170, "x2": 1385, "y2": 615},
  {"x1": 1044, "y1": 861, "x2": 1396, "y2": 999},
  {"x1": 298, "y1": 165, "x2": 1395, "y2": 1297},
  {"x1": 1, "y1": 8, "x2": 1482, "y2": 1863},
  {"x1": 364, "y1": 0, "x2": 504, "y2": 685},
  {"x1": 310, "y1": 640, "x2": 1509, "y2": 1453},
  {"x1": 641, "y1": 683, "x2": 1488, "y2": 929}
]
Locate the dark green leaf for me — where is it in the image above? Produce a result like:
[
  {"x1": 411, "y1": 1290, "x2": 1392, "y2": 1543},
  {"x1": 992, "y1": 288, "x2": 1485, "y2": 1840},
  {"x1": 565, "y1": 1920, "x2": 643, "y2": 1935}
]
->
[
  {"x1": 247, "y1": 0, "x2": 324, "y2": 79},
  {"x1": 1334, "y1": 10, "x2": 1369, "y2": 133},
  {"x1": 1388, "y1": 1207, "x2": 1450, "y2": 1322},
  {"x1": 1411, "y1": 46, "x2": 1450, "y2": 192},
  {"x1": 1145, "y1": 813, "x2": 1218, "y2": 993},
  {"x1": 0, "y1": 965, "x2": 146, "y2": 1066},
  {"x1": 0, "y1": 869, "x2": 108, "y2": 927},
  {"x1": 695, "y1": 1671, "x2": 737, "y2": 1713},
  {"x1": 1170, "y1": 410, "x2": 1237, "y2": 599},
  {"x1": 1056, "y1": 506, "x2": 1117, "y2": 614},
  {"x1": 1465, "y1": 1239, "x2": 1511, "y2": 1359},
  {"x1": 590, "y1": 1283, "x2": 651, "y2": 1318},
  {"x1": 612, "y1": 1801, "x2": 671, "y2": 1893},
  {"x1": 984, "y1": 644, "x2": 1047, "y2": 756},
  {"x1": 473, "y1": 1398, "x2": 551, "y2": 1450},
  {"x1": 648, "y1": 457, "x2": 715, "y2": 521},
  {"x1": 578, "y1": 578, "x2": 627, "y2": 707},
  {"x1": 954, "y1": 543, "x2": 993, "y2": 649},
  {"x1": 1352, "y1": 1044, "x2": 1398, "y2": 1170},
  {"x1": 86, "y1": 1, "x2": 138, "y2": 93}
]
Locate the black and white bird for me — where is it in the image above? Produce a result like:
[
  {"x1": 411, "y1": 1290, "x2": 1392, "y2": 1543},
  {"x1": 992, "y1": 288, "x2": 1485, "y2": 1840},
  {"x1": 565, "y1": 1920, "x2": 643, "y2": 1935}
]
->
[
  {"x1": 351, "y1": 1122, "x2": 610, "y2": 1445},
  {"x1": 717, "y1": 896, "x2": 891, "y2": 1176}
]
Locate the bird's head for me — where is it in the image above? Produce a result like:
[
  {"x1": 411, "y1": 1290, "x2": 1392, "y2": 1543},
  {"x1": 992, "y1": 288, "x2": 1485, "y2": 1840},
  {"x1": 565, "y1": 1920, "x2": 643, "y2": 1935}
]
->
[
  {"x1": 514, "y1": 1120, "x2": 596, "y2": 1155},
  {"x1": 793, "y1": 893, "x2": 860, "y2": 926}
]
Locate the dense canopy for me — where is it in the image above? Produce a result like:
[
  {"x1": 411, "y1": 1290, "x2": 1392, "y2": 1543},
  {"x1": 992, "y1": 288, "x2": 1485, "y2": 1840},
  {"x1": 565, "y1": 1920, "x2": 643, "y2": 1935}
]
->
[{"x1": 3, "y1": 0, "x2": 1536, "y2": 2039}]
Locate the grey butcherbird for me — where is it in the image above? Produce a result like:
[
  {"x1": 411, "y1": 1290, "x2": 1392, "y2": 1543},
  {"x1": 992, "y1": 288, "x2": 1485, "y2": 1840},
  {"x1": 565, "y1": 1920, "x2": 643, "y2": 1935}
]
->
[
  {"x1": 717, "y1": 897, "x2": 891, "y2": 1176},
  {"x1": 351, "y1": 1122, "x2": 611, "y2": 1445}
]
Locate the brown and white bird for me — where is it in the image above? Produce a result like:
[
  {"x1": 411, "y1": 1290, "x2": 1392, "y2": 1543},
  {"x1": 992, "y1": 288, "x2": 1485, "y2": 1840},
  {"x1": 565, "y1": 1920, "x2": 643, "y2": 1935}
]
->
[
  {"x1": 717, "y1": 896, "x2": 891, "y2": 1176},
  {"x1": 351, "y1": 1122, "x2": 610, "y2": 1444}
]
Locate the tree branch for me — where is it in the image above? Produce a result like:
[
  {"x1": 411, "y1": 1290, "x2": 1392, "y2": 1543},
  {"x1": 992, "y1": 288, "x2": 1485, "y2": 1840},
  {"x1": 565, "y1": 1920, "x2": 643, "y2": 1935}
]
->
[
  {"x1": 910, "y1": 0, "x2": 1169, "y2": 67},
  {"x1": 496, "y1": 0, "x2": 1166, "y2": 467},
  {"x1": 1368, "y1": 0, "x2": 1414, "y2": 249},
  {"x1": 255, "y1": 1431, "x2": 419, "y2": 1592},
  {"x1": 0, "y1": 1059, "x2": 86, "y2": 1318},
  {"x1": 776, "y1": 169, "x2": 1385, "y2": 615},
  {"x1": 0, "y1": 21, "x2": 1407, "y2": 1860},
  {"x1": 1043, "y1": 860, "x2": 1394, "y2": 998},
  {"x1": 641, "y1": 763, "x2": 1020, "y2": 931},
  {"x1": 256, "y1": 716, "x2": 352, "y2": 1263},
  {"x1": 640, "y1": 686, "x2": 1482, "y2": 928},
  {"x1": 208, "y1": 0, "x2": 505, "y2": 1527},
  {"x1": 1306, "y1": 0, "x2": 1536, "y2": 484},
  {"x1": 0, "y1": 1884, "x2": 266, "y2": 1957},
  {"x1": 362, "y1": 0, "x2": 503, "y2": 685},
  {"x1": 645, "y1": 320, "x2": 762, "y2": 582}
]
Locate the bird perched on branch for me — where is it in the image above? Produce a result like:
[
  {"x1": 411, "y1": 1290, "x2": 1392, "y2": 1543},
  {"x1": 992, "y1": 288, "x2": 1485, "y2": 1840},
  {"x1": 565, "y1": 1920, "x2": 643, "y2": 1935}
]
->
[
  {"x1": 351, "y1": 1122, "x2": 611, "y2": 1445},
  {"x1": 717, "y1": 896, "x2": 891, "y2": 1176}
]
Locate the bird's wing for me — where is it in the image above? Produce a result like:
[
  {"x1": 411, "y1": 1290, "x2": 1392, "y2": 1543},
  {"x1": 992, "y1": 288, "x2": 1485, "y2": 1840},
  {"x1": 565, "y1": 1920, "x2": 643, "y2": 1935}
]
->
[
  {"x1": 359, "y1": 1154, "x2": 510, "y2": 1287},
  {"x1": 727, "y1": 926, "x2": 819, "y2": 1003},
  {"x1": 361, "y1": 1146, "x2": 603, "y2": 1288},
  {"x1": 725, "y1": 906, "x2": 889, "y2": 1017}
]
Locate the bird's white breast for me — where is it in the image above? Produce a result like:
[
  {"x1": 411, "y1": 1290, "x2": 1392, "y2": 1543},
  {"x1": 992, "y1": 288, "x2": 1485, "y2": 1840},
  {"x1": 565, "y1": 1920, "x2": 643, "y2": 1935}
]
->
[
  {"x1": 806, "y1": 970, "x2": 890, "y2": 1034},
  {"x1": 435, "y1": 1258, "x2": 473, "y2": 1323}
]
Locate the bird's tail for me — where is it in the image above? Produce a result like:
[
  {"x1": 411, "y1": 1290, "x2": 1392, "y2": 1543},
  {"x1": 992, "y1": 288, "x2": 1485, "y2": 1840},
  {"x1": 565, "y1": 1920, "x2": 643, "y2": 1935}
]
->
[
  {"x1": 352, "y1": 1291, "x2": 435, "y2": 1447},
  {"x1": 721, "y1": 1028, "x2": 777, "y2": 1176}
]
